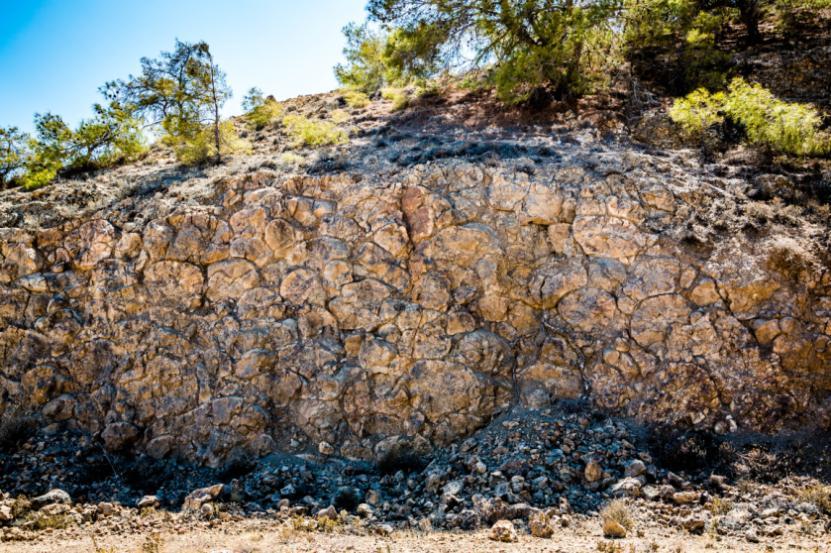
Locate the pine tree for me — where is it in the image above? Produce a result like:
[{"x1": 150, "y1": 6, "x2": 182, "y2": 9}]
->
[{"x1": 104, "y1": 40, "x2": 231, "y2": 164}]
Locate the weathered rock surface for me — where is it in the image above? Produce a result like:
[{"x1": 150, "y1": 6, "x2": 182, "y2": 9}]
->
[{"x1": 0, "y1": 145, "x2": 829, "y2": 464}]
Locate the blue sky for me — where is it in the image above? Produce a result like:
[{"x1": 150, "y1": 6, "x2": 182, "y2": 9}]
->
[{"x1": 0, "y1": 0, "x2": 368, "y2": 132}]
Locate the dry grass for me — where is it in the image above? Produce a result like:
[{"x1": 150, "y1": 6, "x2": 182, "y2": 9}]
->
[
  {"x1": 139, "y1": 533, "x2": 164, "y2": 553},
  {"x1": 601, "y1": 500, "x2": 634, "y2": 530},
  {"x1": 796, "y1": 483, "x2": 831, "y2": 514},
  {"x1": 288, "y1": 513, "x2": 346, "y2": 534},
  {"x1": 24, "y1": 512, "x2": 72, "y2": 531},
  {"x1": 90, "y1": 533, "x2": 119, "y2": 553},
  {"x1": 707, "y1": 496, "x2": 733, "y2": 516},
  {"x1": 278, "y1": 152, "x2": 306, "y2": 167},
  {"x1": 596, "y1": 541, "x2": 624, "y2": 553},
  {"x1": 91, "y1": 533, "x2": 165, "y2": 553}
]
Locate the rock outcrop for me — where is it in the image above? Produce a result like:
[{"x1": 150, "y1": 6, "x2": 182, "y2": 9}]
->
[{"x1": 1, "y1": 141, "x2": 829, "y2": 465}]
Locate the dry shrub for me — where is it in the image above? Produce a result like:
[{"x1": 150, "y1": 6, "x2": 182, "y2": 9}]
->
[
  {"x1": 0, "y1": 404, "x2": 36, "y2": 451},
  {"x1": 797, "y1": 483, "x2": 831, "y2": 514},
  {"x1": 601, "y1": 499, "x2": 634, "y2": 538}
]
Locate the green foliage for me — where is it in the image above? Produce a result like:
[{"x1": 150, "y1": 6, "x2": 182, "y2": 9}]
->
[
  {"x1": 623, "y1": 0, "x2": 698, "y2": 49},
  {"x1": 353, "y1": 0, "x2": 817, "y2": 102},
  {"x1": 365, "y1": 0, "x2": 623, "y2": 103},
  {"x1": 282, "y1": 114, "x2": 348, "y2": 148},
  {"x1": 1, "y1": 40, "x2": 240, "y2": 191},
  {"x1": 623, "y1": 0, "x2": 735, "y2": 92},
  {"x1": 0, "y1": 126, "x2": 29, "y2": 189},
  {"x1": 242, "y1": 87, "x2": 284, "y2": 130},
  {"x1": 342, "y1": 89, "x2": 371, "y2": 108},
  {"x1": 12, "y1": 106, "x2": 146, "y2": 190},
  {"x1": 335, "y1": 23, "x2": 392, "y2": 94},
  {"x1": 70, "y1": 104, "x2": 145, "y2": 171},
  {"x1": 776, "y1": 0, "x2": 831, "y2": 6},
  {"x1": 242, "y1": 87, "x2": 266, "y2": 112},
  {"x1": 165, "y1": 120, "x2": 250, "y2": 164},
  {"x1": 18, "y1": 156, "x2": 61, "y2": 190},
  {"x1": 244, "y1": 96, "x2": 284, "y2": 130},
  {"x1": 490, "y1": 4, "x2": 620, "y2": 103},
  {"x1": 679, "y1": 11, "x2": 732, "y2": 91},
  {"x1": 330, "y1": 109, "x2": 351, "y2": 124},
  {"x1": 670, "y1": 78, "x2": 831, "y2": 156},
  {"x1": 105, "y1": 40, "x2": 232, "y2": 164},
  {"x1": 775, "y1": 0, "x2": 831, "y2": 33},
  {"x1": 724, "y1": 78, "x2": 831, "y2": 156},
  {"x1": 29, "y1": 113, "x2": 73, "y2": 170},
  {"x1": 334, "y1": 23, "x2": 434, "y2": 96},
  {"x1": 381, "y1": 87, "x2": 410, "y2": 111},
  {"x1": 668, "y1": 88, "x2": 727, "y2": 135}
]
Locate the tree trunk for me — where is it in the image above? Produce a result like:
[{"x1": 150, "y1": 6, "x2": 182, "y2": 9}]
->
[
  {"x1": 738, "y1": 0, "x2": 762, "y2": 45},
  {"x1": 213, "y1": 110, "x2": 221, "y2": 165},
  {"x1": 209, "y1": 59, "x2": 222, "y2": 165}
]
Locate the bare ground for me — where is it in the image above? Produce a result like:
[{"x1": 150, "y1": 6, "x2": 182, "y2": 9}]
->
[
  {"x1": 7, "y1": 519, "x2": 826, "y2": 553},
  {"x1": 1, "y1": 515, "x2": 830, "y2": 553}
]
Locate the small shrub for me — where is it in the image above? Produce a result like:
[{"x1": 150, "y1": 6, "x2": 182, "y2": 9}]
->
[
  {"x1": 279, "y1": 152, "x2": 306, "y2": 167},
  {"x1": 24, "y1": 511, "x2": 72, "y2": 531},
  {"x1": 288, "y1": 513, "x2": 345, "y2": 534},
  {"x1": 19, "y1": 160, "x2": 61, "y2": 191},
  {"x1": 600, "y1": 499, "x2": 634, "y2": 537},
  {"x1": 165, "y1": 121, "x2": 251, "y2": 165},
  {"x1": 416, "y1": 80, "x2": 443, "y2": 99},
  {"x1": 282, "y1": 115, "x2": 348, "y2": 148},
  {"x1": 797, "y1": 483, "x2": 831, "y2": 514},
  {"x1": 669, "y1": 88, "x2": 727, "y2": 136},
  {"x1": 245, "y1": 98, "x2": 284, "y2": 130},
  {"x1": 140, "y1": 533, "x2": 164, "y2": 553},
  {"x1": 596, "y1": 541, "x2": 624, "y2": 553},
  {"x1": 342, "y1": 89, "x2": 371, "y2": 108},
  {"x1": 330, "y1": 109, "x2": 351, "y2": 125},
  {"x1": 707, "y1": 496, "x2": 733, "y2": 515},
  {"x1": 724, "y1": 79, "x2": 831, "y2": 156},
  {"x1": 670, "y1": 78, "x2": 831, "y2": 156},
  {"x1": 381, "y1": 87, "x2": 410, "y2": 111}
]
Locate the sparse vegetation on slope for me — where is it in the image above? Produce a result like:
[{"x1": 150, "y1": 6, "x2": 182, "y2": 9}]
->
[
  {"x1": 282, "y1": 114, "x2": 349, "y2": 148},
  {"x1": 242, "y1": 87, "x2": 285, "y2": 130},
  {"x1": 671, "y1": 78, "x2": 831, "y2": 156}
]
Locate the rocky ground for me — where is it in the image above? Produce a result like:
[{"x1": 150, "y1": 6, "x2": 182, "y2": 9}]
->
[{"x1": 1, "y1": 407, "x2": 830, "y2": 550}]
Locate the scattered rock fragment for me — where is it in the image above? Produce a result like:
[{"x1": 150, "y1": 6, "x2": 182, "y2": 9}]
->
[
  {"x1": 489, "y1": 519, "x2": 518, "y2": 542},
  {"x1": 584, "y1": 459, "x2": 603, "y2": 483},
  {"x1": 137, "y1": 495, "x2": 160, "y2": 509},
  {"x1": 529, "y1": 510, "x2": 554, "y2": 538},
  {"x1": 672, "y1": 491, "x2": 701, "y2": 505},
  {"x1": 31, "y1": 489, "x2": 71, "y2": 509}
]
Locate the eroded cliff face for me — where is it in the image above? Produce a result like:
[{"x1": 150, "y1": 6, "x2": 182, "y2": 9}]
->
[{"x1": 1, "y1": 144, "x2": 829, "y2": 465}]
